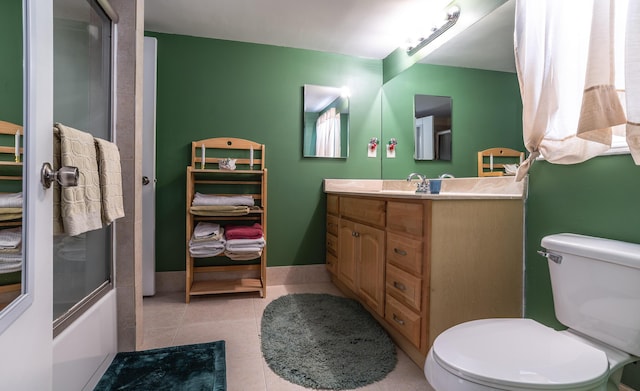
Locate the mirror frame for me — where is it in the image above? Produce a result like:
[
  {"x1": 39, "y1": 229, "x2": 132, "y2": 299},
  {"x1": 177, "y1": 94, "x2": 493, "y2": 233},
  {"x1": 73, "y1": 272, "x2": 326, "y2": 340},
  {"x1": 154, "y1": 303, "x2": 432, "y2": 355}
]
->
[
  {"x1": 303, "y1": 84, "x2": 350, "y2": 158},
  {"x1": 0, "y1": 0, "x2": 32, "y2": 335}
]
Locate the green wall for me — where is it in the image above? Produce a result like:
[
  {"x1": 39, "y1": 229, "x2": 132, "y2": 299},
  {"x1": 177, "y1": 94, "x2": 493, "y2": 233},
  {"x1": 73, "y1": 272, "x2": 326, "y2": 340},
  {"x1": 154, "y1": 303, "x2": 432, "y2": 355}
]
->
[
  {"x1": 146, "y1": 32, "x2": 382, "y2": 271},
  {"x1": 381, "y1": 63, "x2": 523, "y2": 179},
  {"x1": 525, "y1": 154, "x2": 640, "y2": 386},
  {"x1": 0, "y1": 0, "x2": 23, "y2": 125}
]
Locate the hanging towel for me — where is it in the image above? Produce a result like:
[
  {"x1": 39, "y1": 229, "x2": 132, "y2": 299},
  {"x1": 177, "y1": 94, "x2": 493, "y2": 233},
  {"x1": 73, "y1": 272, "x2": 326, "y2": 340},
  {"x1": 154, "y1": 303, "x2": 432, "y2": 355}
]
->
[
  {"x1": 94, "y1": 137, "x2": 125, "y2": 225},
  {"x1": 224, "y1": 223, "x2": 263, "y2": 240},
  {"x1": 54, "y1": 123, "x2": 102, "y2": 236},
  {"x1": 192, "y1": 193, "x2": 255, "y2": 207}
]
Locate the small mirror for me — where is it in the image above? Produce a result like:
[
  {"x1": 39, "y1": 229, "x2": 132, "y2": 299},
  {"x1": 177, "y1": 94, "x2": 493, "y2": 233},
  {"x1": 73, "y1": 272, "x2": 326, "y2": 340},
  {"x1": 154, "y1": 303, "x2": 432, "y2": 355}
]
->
[
  {"x1": 414, "y1": 94, "x2": 452, "y2": 160},
  {"x1": 303, "y1": 84, "x2": 349, "y2": 158}
]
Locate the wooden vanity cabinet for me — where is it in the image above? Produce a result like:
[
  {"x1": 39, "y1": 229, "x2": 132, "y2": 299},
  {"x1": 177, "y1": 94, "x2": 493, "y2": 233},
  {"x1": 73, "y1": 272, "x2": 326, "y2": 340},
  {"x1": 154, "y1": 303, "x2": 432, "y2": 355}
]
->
[
  {"x1": 329, "y1": 195, "x2": 385, "y2": 317},
  {"x1": 326, "y1": 193, "x2": 524, "y2": 367}
]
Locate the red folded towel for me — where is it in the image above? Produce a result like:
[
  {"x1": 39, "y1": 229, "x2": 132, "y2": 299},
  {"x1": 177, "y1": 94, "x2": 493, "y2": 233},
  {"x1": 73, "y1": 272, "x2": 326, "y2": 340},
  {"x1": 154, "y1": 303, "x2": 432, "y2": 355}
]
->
[{"x1": 225, "y1": 223, "x2": 263, "y2": 240}]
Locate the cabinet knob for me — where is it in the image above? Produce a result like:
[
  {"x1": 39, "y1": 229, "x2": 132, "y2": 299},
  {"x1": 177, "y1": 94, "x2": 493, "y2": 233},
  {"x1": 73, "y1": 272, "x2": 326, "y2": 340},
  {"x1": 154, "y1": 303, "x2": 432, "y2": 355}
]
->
[
  {"x1": 392, "y1": 314, "x2": 405, "y2": 326},
  {"x1": 393, "y1": 281, "x2": 407, "y2": 291},
  {"x1": 352, "y1": 231, "x2": 360, "y2": 237},
  {"x1": 393, "y1": 248, "x2": 407, "y2": 256}
]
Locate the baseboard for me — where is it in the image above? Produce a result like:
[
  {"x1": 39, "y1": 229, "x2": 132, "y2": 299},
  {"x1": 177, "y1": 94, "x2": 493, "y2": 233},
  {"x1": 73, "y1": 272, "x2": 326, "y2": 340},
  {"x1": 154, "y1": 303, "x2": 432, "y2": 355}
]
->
[{"x1": 152, "y1": 264, "x2": 330, "y2": 294}]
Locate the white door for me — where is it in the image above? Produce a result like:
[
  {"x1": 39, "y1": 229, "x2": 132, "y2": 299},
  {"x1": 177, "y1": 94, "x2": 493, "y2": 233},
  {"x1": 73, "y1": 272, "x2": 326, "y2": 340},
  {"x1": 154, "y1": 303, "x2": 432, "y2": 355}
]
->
[
  {"x1": 0, "y1": 1, "x2": 55, "y2": 389},
  {"x1": 142, "y1": 36, "x2": 157, "y2": 296}
]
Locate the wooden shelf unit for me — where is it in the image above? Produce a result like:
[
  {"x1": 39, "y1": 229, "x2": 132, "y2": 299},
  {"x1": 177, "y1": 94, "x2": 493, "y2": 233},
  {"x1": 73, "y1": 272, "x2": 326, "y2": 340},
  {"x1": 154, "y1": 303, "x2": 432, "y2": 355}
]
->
[
  {"x1": 185, "y1": 137, "x2": 267, "y2": 302},
  {"x1": 0, "y1": 120, "x2": 24, "y2": 302}
]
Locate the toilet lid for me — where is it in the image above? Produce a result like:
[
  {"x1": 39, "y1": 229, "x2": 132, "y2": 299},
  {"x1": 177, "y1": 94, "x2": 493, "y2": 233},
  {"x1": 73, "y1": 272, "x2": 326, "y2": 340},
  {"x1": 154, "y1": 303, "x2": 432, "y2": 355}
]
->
[{"x1": 431, "y1": 318, "x2": 609, "y2": 390}]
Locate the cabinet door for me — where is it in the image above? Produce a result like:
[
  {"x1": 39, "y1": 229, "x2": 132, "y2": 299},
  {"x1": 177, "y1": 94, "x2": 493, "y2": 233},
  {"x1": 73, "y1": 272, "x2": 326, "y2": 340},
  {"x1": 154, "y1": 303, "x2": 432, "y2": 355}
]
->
[
  {"x1": 357, "y1": 223, "x2": 385, "y2": 317},
  {"x1": 338, "y1": 219, "x2": 357, "y2": 291}
]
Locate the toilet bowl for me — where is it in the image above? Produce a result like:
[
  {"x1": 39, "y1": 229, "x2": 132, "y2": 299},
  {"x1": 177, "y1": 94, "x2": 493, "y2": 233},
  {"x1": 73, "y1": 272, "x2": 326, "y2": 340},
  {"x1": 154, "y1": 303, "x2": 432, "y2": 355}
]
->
[{"x1": 424, "y1": 234, "x2": 640, "y2": 391}]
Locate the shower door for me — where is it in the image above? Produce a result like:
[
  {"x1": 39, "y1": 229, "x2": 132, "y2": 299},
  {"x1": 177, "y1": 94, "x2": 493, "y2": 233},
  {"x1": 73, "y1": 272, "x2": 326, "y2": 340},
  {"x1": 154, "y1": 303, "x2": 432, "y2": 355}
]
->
[{"x1": 52, "y1": 0, "x2": 115, "y2": 334}]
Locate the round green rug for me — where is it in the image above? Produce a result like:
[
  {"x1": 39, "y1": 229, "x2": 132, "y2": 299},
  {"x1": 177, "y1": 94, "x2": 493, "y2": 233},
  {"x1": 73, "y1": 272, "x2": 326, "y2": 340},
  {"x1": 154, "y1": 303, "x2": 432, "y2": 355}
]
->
[{"x1": 260, "y1": 293, "x2": 397, "y2": 390}]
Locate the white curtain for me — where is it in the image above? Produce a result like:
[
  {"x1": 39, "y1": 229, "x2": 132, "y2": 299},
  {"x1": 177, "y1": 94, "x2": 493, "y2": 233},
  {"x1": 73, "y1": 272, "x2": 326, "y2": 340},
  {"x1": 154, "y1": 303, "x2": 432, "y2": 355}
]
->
[
  {"x1": 514, "y1": 0, "x2": 640, "y2": 181},
  {"x1": 315, "y1": 108, "x2": 341, "y2": 157}
]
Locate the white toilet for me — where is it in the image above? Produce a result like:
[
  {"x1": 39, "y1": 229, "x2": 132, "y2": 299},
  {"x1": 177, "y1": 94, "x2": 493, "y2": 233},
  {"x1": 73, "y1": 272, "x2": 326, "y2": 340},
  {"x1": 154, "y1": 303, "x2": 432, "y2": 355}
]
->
[{"x1": 424, "y1": 233, "x2": 640, "y2": 391}]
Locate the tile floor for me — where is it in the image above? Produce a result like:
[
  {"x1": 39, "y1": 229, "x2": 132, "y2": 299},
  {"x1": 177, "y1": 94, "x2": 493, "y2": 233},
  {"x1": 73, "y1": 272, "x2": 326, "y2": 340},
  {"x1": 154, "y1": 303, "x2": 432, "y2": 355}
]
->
[{"x1": 143, "y1": 282, "x2": 434, "y2": 391}]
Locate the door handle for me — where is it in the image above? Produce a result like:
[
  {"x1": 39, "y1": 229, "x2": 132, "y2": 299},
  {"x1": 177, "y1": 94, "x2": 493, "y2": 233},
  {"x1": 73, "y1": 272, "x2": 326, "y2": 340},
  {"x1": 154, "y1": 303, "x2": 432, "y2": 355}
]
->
[
  {"x1": 142, "y1": 176, "x2": 150, "y2": 186},
  {"x1": 41, "y1": 162, "x2": 79, "y2": 189}
]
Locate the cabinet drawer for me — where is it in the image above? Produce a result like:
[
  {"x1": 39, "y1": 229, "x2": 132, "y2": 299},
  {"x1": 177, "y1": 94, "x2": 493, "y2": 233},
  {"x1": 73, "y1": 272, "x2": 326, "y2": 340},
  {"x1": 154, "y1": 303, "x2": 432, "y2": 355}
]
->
[
  {"x1": 327, "y1": 214, "x2": 339, "y2": 236},
  {"x1": 341, "y1": 197, "x2": 385, "y2": 227},
  {"x1": 386, "y1": 201, "x2": 424, "y2": 236},
  {"x1": 386, "y1": 232, "x2": 423, "y2": 276},
  {"x1": 326, "y1": 252, "x2": 337, "y2": 275},
  {"x1": 326, "y1": 232, "x2": 338, "y2": 256},
  {"x1": 327, "y1": 194, "x2": 339, "y2": 215},
  {"x1": 386, "y1": 264, "x2": 422, "y2": 312},
  {"x1": 385, "y1": 295, "x2": 421, "y2": 347}
]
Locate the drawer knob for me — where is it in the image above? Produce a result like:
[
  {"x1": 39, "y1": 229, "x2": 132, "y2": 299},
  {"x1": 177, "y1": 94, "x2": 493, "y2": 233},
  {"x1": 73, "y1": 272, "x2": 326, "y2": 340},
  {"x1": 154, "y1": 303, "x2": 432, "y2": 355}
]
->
[
  {"x1": 394, "y1": 248, "x2": 407, "y2": 256},
  {"x1": 393, "y1": 314, "x2": 405, "y2": 325},
  {"x1": 393, "y1": 281, "x2": 407, "y2": 291}
]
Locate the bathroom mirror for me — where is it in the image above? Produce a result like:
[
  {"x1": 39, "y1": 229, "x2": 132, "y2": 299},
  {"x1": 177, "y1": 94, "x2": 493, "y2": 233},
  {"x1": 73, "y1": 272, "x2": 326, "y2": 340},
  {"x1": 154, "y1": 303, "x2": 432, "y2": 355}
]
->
[
  {"x1": 0, "y1": 0, "x2": 28, "y2": 334},
  {"x1": 303, "y1": 84, "x2": 349, "y2": 158},
  {"x1": 414, "y1": 94, "x2": 452, "y2": 160}
]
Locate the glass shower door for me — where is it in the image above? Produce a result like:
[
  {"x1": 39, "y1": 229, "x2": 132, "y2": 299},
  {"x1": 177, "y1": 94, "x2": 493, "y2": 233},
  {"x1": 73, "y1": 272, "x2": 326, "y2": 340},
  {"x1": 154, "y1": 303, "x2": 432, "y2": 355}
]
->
[{"x1": 52, "y1": 0, "x2": 114, "y2": 333}]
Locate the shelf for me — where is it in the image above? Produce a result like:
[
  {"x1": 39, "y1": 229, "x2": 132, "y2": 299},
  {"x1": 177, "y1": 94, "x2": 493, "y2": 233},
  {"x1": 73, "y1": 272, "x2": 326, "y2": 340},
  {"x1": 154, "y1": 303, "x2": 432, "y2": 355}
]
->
[
  {"x1": 186, "y1": 137, "x2": 267, "y2": 303},
  {"x1": 189, "y1": 278, "x2": 264, "y2": 297}
]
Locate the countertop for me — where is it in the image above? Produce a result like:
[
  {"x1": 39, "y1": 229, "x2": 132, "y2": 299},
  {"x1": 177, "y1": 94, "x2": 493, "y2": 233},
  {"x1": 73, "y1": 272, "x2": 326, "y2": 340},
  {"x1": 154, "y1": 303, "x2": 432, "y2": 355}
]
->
[{"x1": 323, "y1": 176, "x2": 527, "y2": 200}]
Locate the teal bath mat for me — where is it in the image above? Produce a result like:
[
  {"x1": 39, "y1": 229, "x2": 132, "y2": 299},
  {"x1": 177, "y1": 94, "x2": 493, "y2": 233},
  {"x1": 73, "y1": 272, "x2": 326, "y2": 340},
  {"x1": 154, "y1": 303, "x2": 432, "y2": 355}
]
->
[
  {"x1": 94, "y1": 340, "x2": 226, "y2": 391},
  {"x1": 261, "y1": 293, "x2": 397, "y2": 390}
]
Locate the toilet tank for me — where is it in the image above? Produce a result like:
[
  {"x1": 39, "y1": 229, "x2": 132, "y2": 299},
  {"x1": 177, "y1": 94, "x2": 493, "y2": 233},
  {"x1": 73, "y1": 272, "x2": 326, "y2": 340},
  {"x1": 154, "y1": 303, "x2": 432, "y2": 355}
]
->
[{"x1": 541, "y1": 233, "x2": 640, "y2": 356}]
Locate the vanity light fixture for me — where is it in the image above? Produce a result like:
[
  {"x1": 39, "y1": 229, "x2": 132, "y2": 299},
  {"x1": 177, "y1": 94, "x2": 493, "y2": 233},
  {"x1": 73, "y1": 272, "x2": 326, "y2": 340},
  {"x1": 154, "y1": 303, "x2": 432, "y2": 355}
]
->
[{"x1": 406, "y1": 4, "x2": 461, "y2": 56}]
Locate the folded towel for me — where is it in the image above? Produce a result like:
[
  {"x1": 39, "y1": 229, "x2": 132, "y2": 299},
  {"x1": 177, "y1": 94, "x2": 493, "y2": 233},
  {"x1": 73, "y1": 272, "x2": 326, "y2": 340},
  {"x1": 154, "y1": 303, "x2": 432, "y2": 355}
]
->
[
  {"x1": 225, "y1": 223, "x2": 263, "y2": 240},
  {"x1": 54, "y1": 123, "x2": 102, "y2": 236},
  {"x1": 193, "y1": 222, "x2": 221, "y2": 239},
  {"x1": 0, "y1": 227, "x2": 21, "y2": 249},
  {"x1": 192, "y1": 193, "x2": 255, "y2": 207},
  {"x1": 189, "y1": 238, "x2": 226, "y2": 257},
  {"x1": 0, "y1": 255, "x2": 21, "y2": 273},
  {"x1": 0, "y1": 193, "x2": 22, "y2": 208},
  {"x1": 0, "y1": 208, "x2": 22, "y2": 221},
  {"x1": 224, "y1": 249, "x2": 262, "y2": 261},
  {"x1": 225, "y1": 237, "x2": 265, "y2": 247},
  {"x1": 190, "y1": 205, "x2": 250, "y2": 216},
  {"x1": 94, "y1": 137, "x2": 125, "y2": 225}
]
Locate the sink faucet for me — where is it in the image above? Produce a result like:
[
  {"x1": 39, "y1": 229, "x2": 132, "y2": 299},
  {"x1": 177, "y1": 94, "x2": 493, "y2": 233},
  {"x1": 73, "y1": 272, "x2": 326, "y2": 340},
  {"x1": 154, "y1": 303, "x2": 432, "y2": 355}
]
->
[
  {"x1": 407, "y1": 172, "x2": 429, "y2": 193},
  {"x1": 439, "y1": 173, "x2": 455, "y2": 179}
]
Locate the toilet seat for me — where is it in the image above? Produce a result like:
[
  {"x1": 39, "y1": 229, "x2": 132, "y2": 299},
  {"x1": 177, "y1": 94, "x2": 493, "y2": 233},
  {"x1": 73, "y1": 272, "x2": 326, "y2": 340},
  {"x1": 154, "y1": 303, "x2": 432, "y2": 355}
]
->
[{"x1": 429, "y1": 318, "x2": 609, "y2": 390}]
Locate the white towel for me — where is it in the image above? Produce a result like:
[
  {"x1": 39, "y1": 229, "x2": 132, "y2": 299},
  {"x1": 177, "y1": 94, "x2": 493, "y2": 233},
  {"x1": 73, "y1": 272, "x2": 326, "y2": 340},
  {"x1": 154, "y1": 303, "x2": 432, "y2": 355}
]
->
[
  {"x1": 54, "y1": 123, "x2": 103, "y2": 236},
  {"x1": 192, "y1": 193, "x2": 255, "y2": 207},
  {"x1": 94, "y1": 137, "x2": 125, "y2": 225},
  {"x1": 0, "y1": 254, "x2": 21, "y2": 273},
  {"x1": 0, "y1": 227, "x2": 21, "y2": 249},
  {"x1": 0, "y1": 192, "x2": 22, "y2": 208},
  {"x1": 225, "y1": 237, "x2": 265, "y2": 250},
  {"x1": 193, "y1": 222, "x2": 221, "y2": 239}
]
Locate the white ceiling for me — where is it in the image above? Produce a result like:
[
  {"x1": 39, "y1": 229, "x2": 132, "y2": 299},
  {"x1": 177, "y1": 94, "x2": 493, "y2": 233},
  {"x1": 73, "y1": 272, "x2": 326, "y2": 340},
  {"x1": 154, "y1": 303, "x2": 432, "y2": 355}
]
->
[{"x1": 144, "y1": 0, "x2": 516, "y2": 74}]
